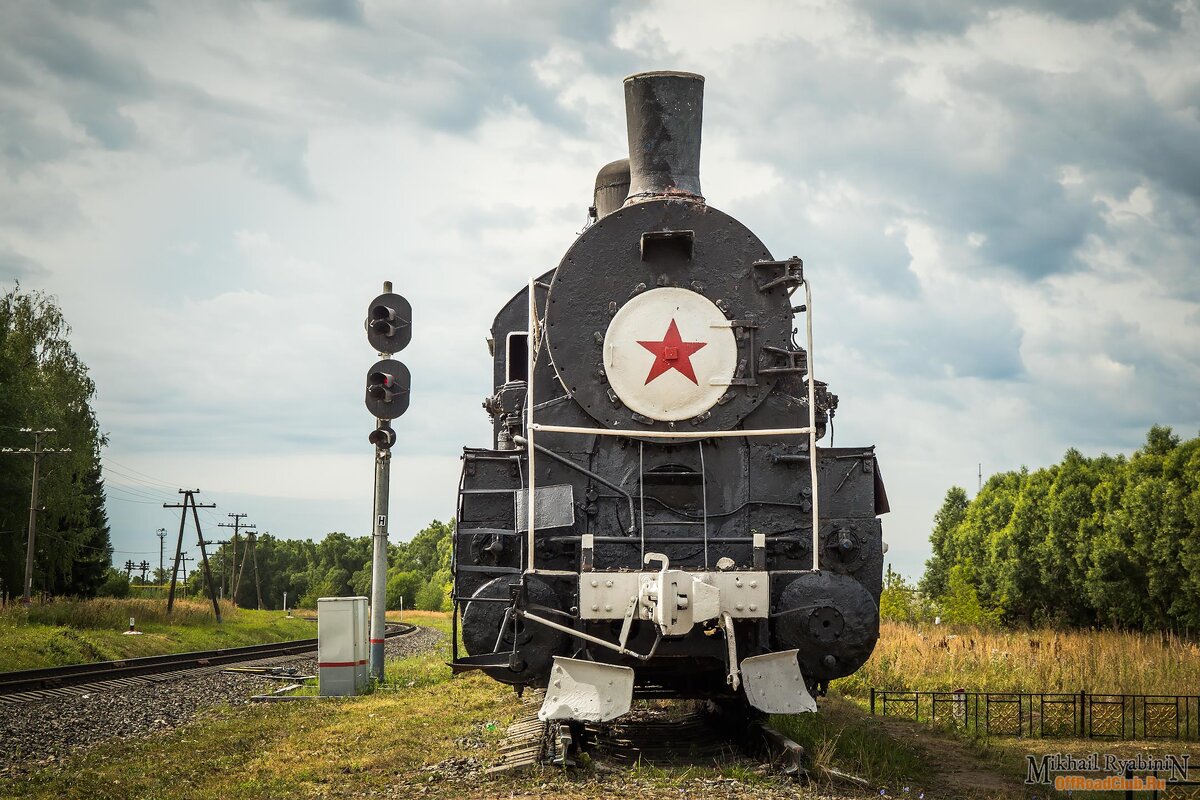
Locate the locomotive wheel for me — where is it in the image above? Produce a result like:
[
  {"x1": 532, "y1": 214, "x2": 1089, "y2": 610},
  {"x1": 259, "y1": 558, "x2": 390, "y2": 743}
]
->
[{"x1": 461, "y1": 576, "x2": 568, "y2": 687}]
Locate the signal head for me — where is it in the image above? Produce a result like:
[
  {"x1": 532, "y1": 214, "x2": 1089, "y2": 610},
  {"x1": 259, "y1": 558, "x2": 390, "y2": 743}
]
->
[
  {"x1": 365, "y1": 293, "x2": 412, "y2": 354},
  {"x1": 368, "y1": 424, "x2": 397, "y2": 449},
  {"x1": 364, "y1": 358, "x2": 410, "y2": 419}
]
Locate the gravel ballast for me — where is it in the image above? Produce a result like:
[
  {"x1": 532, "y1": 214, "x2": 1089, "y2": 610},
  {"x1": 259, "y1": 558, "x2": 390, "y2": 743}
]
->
[{"x1": 0, "y1": 626, "x2": 443, "y2": 776}]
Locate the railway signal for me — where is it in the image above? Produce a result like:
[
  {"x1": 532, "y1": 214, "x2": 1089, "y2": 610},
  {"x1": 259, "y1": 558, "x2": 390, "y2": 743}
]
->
[
  {"x1": 364, "y1": 359, "x2": 410, "y2": 420},
  {"x1": 365, "y1": 292, "x2": 412, "y2": 354},
  {"x1": 363, "y1": 281, "x2": 410, "y2": 683}
]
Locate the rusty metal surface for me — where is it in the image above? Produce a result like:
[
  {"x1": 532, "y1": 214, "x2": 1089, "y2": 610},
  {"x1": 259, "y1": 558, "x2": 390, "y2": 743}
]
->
[{"x1": 624, "y1": 71, "x2": 705, "y2": 203}]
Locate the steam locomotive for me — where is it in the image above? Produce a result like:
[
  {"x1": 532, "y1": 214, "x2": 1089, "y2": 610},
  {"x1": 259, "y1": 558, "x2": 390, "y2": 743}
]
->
[{"x1": 450, "y1": 71, "x2": 888, "y2": 722}]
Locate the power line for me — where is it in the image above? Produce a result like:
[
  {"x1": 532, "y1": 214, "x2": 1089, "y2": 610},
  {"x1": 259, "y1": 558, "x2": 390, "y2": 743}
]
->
[
  {"x1": 102, "y1": 480, "x2": 174, "y2": 501},
  {"x1": 105, "y1": 486, "x2": 175, "y2": 504},
  {"x1": 32, "y1": 528, "x2": 156, "y2": 555},
  {"x1": 106, "y1": 496, "x2": 165, "y2": 506},
  {"x1": 98, "y1": 455, "x2": 184, "y2": 489}
]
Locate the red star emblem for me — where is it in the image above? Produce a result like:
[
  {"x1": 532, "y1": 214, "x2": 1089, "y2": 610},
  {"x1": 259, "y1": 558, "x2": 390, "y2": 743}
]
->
[{"x1": 637, "y1": 319, "x2": 707, "y2": 385}]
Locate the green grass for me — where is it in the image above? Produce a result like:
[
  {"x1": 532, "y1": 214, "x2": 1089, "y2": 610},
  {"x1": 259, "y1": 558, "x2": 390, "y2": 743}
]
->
[
  {"x1": 0, "y1": 610, "x2": 1040, "y2": 799},
  {"x1": 380, "y1": 609, "x2": 454, "y2": 688},
  {"x1": 3, "y1": 648, "x2": 525, "y2": 800},
  {"x1": 286, "y1": 609, "x2": 455, "y2": 697},
  {"x1": 0, "y1": 598, "x2": 316, "y2": 672},
  {"x1": 771, "y1": 698, "x2": 930, "y2": 788}
]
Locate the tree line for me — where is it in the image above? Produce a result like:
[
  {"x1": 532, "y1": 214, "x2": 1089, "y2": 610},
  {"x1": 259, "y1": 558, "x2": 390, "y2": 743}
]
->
[
  {"x1": 0, "y1": 285, "x2": 110, "y2": 599},
  {"x1": 1, "y1": 284, "x2": 455, "y2": 611},
  {"x1": 105, "y1": 519, "x2": 455, "y2": 612},
  {"x1": 907, "y1": 426, "x2": 1200, "y2": 631}
]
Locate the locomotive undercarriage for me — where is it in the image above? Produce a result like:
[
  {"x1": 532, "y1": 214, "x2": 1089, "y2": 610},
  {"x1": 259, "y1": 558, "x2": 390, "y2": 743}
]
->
[{"x1": 452, "y1": 393, "x2": 887, "y2": 720}]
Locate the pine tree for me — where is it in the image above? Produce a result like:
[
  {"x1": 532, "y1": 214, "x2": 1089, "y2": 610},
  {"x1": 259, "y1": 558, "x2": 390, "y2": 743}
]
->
[{"x1": 0, "y1": 284, "x2": 110, "y2": 597}]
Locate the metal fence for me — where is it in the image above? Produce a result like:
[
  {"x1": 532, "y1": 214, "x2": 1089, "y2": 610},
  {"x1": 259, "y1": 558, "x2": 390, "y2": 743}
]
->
[
  {"x1": 1120, "y1": 770, "x2": 1200, "y2": 800},
  {"x1": 870, "y1": 689, "x2": 1200, "y2": 740}
]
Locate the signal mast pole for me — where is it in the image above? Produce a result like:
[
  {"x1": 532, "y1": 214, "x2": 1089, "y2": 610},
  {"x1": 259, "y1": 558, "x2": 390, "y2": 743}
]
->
[
  {"x1": 370, "y1": 420, "x2": 391, "y2": 681},
  {"x1": 364, "y1": 280, "x2": 411, "y2": 682}
]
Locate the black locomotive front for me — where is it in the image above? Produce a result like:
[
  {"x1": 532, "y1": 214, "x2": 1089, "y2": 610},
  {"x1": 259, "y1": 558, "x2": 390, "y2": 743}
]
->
[{"x1": 451, "y1": 71, "x2": 888, "y2": 722}]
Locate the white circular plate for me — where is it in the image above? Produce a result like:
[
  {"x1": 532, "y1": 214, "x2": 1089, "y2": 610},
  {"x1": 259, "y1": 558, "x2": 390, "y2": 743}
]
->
[{"x1": 603, "y1": 287, "x2": 737, "y2": 422}]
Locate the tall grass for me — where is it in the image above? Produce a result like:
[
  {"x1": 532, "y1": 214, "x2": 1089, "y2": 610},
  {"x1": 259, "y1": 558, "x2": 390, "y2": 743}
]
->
[
  {"x1": 836, "y1": 621, "x2": 1200, "y2": 697},
  {"x1": 1, "y1": 597, "x2": 234, "y2": 629},
  {"x1": 0, "y1": 598, "x2": 315, "y2": 671}
]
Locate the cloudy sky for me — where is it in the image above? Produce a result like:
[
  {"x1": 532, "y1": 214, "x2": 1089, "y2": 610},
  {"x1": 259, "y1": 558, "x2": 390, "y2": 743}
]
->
[{"x1": 2, "y1": 0, "x2": 1198, "y2": 578}]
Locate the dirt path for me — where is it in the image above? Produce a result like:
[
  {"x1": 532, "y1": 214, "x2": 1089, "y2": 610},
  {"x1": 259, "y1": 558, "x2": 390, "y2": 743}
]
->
[{"x1": 832, "y1": 699, "x2": 1029, "y2": 799}]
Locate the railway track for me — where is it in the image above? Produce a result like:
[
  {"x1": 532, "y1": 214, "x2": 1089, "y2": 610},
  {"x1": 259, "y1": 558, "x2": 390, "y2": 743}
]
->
[
  {"x1": 487, "y1": 698, "x2": 809, "y2": 778},
  {"x1": 0, "y1": 623, "x2": 416, "y2": 705}
]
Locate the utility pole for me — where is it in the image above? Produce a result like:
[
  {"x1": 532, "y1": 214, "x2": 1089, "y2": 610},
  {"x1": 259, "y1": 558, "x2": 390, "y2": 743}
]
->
[
  {"x1": 138, "y1": 560, "x2": 150, "y2": 584},
  {"x1": 363, "y1": 280, "x2": 411, "y2": 682},
  {"x1": 179, "y1": 552, "x2": 193, "y2": 582},
  {"x1": 218, "y1": 514, "x2": 254, "y2": 605},
  {"x1": 156, "y1": 527, "x2": 167, "y2": 584},
  {"x1": 1, "y1": 428, "x2": 72, "y2": 604},
  {"x1": 978, "y1": 463, "x2": 982, "y2": 494},
  {"x1": 245, "y1": 530, "x2": 264, "y2": 610},
  {"x1": 163, "y1": 490, "x2": 221, "y2": 622},
  {"x1": 124, "y1": 559, "x2": 135, "y2": 579},
  {"x1": 210, "y1": 540, "x2": 229, "y2": 601}
]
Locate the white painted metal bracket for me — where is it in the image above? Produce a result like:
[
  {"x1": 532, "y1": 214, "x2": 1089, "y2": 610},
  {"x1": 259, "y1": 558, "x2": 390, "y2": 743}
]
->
[
  {"x1": 741, "y1": 649, "x2": 818, "y2": 714},
  {"x1": 538, "y1": 656, "x2": 635, "y2": 722},
  {"x1": 579, "y1": 570, "x2": 769, "y2": 622}
]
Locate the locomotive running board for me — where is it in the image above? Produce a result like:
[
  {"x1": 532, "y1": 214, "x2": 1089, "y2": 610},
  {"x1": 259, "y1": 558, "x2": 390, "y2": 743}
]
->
[
  {"x1": 741, "y1": 650, "x2": 818, "y2": 714},
  {"x1": 538, "y1": 657, "x2": 634, "y2": 723}
]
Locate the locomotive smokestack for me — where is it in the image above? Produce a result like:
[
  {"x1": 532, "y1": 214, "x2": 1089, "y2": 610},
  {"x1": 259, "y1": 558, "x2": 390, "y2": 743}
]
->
[{"x1": 623, "y1": 71, "x2": 704, "y2": 204}]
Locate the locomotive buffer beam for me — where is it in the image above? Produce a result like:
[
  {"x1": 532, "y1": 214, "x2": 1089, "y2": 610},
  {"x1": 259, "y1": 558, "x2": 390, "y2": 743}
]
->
[{"x1": 526, "y1": 551, "x2": 816, "y2": 721}]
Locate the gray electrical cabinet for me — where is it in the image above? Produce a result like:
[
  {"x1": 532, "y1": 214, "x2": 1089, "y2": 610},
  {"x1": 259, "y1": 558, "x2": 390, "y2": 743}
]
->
[{"x1": 317, "y1": 596, "x2": 369, "y2": 696}]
